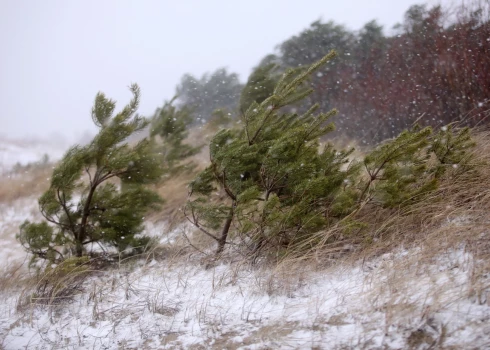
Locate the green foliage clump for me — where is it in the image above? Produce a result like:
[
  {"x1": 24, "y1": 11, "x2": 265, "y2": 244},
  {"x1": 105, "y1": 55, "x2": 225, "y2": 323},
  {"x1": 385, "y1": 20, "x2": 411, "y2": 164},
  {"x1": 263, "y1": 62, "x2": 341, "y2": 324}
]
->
[
  {"x1": 430, "y1": 124, "x2": 475, "y2": 177},
  {"x1": 186, "y1": 51, "x2": 476, "y2": 259},
  {"x1": 18, "y1": 84, "x2": 163, "y2": 265},
  {"x1": 359, "y1": 124, "x2": 475, "y2": 208},
  {"x1": 361, "y1": 126, "x2": 435, "y2": 208},
  {"x1": 279, "y1": 20, "x2": 355, "y2": 69}
]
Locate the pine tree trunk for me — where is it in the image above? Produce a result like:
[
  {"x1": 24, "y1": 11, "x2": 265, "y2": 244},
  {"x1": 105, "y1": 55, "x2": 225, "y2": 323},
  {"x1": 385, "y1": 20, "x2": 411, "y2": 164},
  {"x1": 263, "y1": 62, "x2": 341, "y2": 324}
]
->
[
  {"x1": 216, "y1": 204, "x2": 234, "y2": 256},
  {"x1": 77, "y1": 183, "x2": 97, "y2": 257},
  {"x1": 251, "y1": 189, "x2": 270, "y2": 258},
  {"x1": 75, "y1": 241, "x2": 83, "y2": 257}
]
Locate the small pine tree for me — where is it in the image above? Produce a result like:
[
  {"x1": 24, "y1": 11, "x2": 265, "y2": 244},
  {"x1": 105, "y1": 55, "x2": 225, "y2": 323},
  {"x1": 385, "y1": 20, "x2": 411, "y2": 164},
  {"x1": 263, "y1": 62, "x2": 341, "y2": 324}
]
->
[
  {"x1": 186, "y1": 50, "x2": 360, "y2": 256},
  {"x1": 359, "y1": 124, "x2": 475, "y2": 208},
  {"x1": 429, "y1": 124, "x2": 475, "y2": 177},
  {"x1": 18, "y1": 84, "x2": 163, "y2": 265},
  {"x1": 360, "y1": 126, "x2": 436, "y2": 207}
]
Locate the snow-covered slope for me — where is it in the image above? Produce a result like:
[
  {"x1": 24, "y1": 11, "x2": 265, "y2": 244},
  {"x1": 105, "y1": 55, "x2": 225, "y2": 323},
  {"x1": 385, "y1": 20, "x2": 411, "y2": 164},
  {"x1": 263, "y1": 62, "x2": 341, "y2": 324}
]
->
[
  {"x1": 0, "y1": 198, "x2": 39, "y2": 264},
  {"x1": 0, "y1": 139, "x2": 66, "y2": 174},
  {"x1": 1, "y1": 224, "x2": 489, "y2": 349}
]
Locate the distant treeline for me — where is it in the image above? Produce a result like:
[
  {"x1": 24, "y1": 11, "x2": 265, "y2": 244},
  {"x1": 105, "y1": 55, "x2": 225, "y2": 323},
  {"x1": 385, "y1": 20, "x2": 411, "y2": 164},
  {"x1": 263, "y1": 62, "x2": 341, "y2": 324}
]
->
[{"x1": 175, "y1": 2, "x2": 489, "y2": 143}]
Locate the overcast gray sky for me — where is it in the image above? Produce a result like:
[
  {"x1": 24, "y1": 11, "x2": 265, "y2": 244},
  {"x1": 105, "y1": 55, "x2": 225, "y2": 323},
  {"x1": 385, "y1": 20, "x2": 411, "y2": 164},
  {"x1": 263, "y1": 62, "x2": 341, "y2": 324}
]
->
[{"x1": 1, "y1": 0, "x2": 451, "y2": 141}]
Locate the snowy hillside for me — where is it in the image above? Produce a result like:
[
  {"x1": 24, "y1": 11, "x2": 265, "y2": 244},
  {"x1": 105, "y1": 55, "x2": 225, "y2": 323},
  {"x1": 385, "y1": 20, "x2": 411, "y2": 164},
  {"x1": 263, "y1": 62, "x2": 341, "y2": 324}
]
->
[
  {"x1": 0, "y1": 136, "x2": 67, "y2": 173},
  {"x1": 1, "y1": 233, "x2": 489, "y2": 349},
  {"x1": 0, "y1": 192, "x2": 489, "y2": 349},
  {"x1": 0, "y1": 198, "x2": 40, "y2": 264}
]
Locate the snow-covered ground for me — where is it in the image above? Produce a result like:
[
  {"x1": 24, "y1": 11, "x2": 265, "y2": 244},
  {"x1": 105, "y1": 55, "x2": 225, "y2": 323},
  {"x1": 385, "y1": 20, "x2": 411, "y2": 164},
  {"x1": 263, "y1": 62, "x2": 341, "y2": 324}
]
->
[
  {"x1": 0, "y1": 208, "x2": 489, "y2": 349},
  {"x1": 0, "y1": 197, "x2": 40, "y2": 264},
  {"x1": 1, "y1": 248, "x2": 489, "y2": 349},
  {"x1": 0, "y1": 136, "x2": 69, "y2": 174}
]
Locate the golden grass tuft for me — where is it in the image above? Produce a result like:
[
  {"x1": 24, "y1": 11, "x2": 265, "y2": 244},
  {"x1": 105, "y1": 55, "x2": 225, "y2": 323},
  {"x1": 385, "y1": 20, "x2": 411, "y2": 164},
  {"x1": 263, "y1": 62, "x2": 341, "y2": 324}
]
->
[
  {"x1": 0, "y1": 260, "x2": 30, "y2": 293},
  {"x1": 0, "y1": 164, "x2": 52, "y2": 203}
]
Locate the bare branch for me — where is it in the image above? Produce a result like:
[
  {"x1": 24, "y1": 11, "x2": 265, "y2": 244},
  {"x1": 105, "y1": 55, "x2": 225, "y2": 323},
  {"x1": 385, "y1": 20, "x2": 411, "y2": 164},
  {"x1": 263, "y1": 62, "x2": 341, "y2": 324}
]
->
[{"x1": 183, "y1": 205, "x2": 220, "y2": 242}]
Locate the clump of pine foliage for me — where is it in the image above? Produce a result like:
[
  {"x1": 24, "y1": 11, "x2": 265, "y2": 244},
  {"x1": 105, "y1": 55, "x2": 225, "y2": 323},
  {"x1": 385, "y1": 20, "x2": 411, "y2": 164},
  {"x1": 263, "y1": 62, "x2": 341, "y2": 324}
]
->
[
  {"x1": 18, "y1": 84, "x2": 164, "y2": 265},
  {"x1": 186, "y1": 51, "x2": 476, "y2": 259}
]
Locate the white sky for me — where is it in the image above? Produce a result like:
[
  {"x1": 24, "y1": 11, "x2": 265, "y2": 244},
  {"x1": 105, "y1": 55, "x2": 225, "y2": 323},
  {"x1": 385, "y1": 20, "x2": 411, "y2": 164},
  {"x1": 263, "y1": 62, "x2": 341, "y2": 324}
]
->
[{"x1": 0, "y1": 0, "x2": 452, "y2": 141}]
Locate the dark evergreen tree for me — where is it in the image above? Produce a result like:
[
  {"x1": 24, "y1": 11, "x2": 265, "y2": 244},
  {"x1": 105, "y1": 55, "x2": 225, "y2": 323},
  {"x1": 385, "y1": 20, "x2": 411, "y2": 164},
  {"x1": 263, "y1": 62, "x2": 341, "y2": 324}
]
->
[
  {"x1": 176, "y1": 68, "x2": 243, "y2": 123},
  {"x1": 279, "y1": 20, "x2": 355, "y2": 68},
  {"x1": 18, "y1": 84, "x2": 163, "y2": 265},
  {"x1": 356, "y1": 20, "x2": 386, "y2": 64},
  {"x1": 277, "y1": 19, "x2": 356, "y2": 120}
]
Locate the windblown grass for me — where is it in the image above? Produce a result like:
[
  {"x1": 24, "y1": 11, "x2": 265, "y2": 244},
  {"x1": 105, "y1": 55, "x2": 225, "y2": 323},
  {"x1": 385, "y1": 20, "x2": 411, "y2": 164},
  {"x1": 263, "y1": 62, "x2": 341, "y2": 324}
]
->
[
  {"x1": 278, "y1": 129, "x2": 490, "y2": 289},
  {"x1": 0, "y1": 164, "x2": 51, "y2": 203}
]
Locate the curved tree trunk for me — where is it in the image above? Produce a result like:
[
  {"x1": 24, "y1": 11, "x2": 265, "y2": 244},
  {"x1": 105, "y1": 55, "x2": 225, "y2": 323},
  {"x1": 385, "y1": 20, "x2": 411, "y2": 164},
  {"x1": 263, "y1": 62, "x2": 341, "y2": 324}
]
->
[{"x1": 216, "y1": 204, "x2": 234, "y2": 256}]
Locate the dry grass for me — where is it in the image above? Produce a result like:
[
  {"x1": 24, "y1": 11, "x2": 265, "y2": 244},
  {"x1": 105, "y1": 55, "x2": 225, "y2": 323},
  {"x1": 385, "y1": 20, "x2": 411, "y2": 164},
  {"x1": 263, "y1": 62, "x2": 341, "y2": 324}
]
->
[
  {"x1": 19, "y1": 257, "x2": 95, "y2": 309},
  {"x1": 148, "y1": 125, "x2": 213, "y2": 223},
  {"x1": 152, "y1": 165, "x2": 200, "y2": 222},
  {"x1": 361, "y1": 128, "x2": 490, "y2": 254},
  {"x1": 0, "y1": 164, "x2": 52, "y2": 203},
  {"x1": 278, "y1": 129, "x2": 490, "y2": 270},
  {"x1": 0, "y1": 260, "x2": 30, "y2": 293}
]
